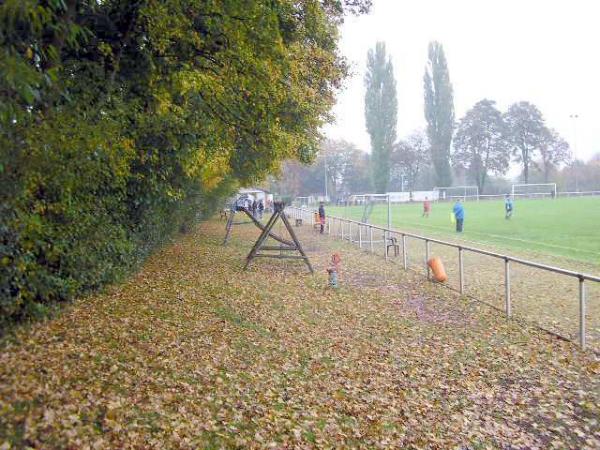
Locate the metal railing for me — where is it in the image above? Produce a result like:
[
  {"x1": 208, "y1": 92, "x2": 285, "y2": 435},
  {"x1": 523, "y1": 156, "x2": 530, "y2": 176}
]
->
[{"x1": 287, "y1": 206, "x2": 600, "y2": 350}]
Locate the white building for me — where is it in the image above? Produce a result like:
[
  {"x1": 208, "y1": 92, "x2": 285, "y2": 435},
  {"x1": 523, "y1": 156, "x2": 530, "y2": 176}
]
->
[{"x1": 238, "y1": 188, "x2": 273, "y2": 205}]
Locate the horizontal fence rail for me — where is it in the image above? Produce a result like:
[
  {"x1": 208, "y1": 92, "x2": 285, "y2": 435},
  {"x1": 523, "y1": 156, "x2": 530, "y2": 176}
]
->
[{"x1": 286, "y1": 206, "x2": 600, "y2": 350}]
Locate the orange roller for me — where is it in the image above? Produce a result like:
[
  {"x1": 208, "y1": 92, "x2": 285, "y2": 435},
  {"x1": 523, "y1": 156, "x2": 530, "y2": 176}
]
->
[{"x1": 427, "y1": 256, "x2": 448, "y2": 282}]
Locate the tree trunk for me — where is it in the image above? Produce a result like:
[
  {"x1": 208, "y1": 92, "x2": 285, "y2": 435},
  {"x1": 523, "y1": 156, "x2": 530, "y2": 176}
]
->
[
  {"x1": 479, "y1": 172, "x2": 487, "y2": 194},
  {"x1": 522, "y1": 151, "x2": 529, "y2": 183},
  {"x1": 544, "y1": 162, "x2": 550, "y2": 183}
]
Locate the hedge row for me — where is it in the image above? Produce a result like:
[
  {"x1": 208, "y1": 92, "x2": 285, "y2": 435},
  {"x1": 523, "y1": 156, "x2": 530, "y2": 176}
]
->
[{"x1": 0, "y1": 1, "x2": 367, "y2": 327}]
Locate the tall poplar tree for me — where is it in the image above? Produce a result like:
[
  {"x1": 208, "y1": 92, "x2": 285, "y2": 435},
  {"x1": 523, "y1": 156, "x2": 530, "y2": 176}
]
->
[
  {"x1": 365, "y1": 42, "x2": 397, "y2": 193},
  {"x1": 424, "y1": 41, "x2": 454, "y2": 187}
]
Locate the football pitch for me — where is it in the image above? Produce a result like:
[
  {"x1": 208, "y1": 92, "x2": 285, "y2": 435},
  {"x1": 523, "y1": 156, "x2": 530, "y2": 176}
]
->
[{"x1": 328, "y1": 197, "x2": 600, "y2": 267}]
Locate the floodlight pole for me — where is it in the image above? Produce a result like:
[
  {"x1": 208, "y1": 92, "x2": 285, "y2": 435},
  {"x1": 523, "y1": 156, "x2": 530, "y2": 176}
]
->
[
  {"x1": 324, "y1": 153, "x2": 328, "y2": 200},
  {"x1": 569, "y1": 114, "x2": 579, "y2": 193}
]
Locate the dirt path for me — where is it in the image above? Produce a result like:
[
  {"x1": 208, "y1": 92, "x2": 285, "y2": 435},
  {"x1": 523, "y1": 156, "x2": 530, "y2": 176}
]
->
[{"x1": 0, "y1": 218, "x2": 598, "y2": 448}]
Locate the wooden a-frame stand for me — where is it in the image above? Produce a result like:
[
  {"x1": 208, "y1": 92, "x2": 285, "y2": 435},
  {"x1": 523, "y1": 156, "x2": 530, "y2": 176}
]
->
[
  {"x1": 244, "y1": 202, "x2": 314, "y2": 273},
  {"x1": 223, "y1": 206, "x2": 295, "y2": 247}
]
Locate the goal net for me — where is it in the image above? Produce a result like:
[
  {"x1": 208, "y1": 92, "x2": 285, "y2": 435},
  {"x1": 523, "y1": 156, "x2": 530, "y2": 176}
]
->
[
  {"x1": 511, "y1": 183, "x2": 557, "y2": 199},
  {"x1": 347, "y1": 194, "x2": 391, "y2": 226},
  {"x1": 433, "y1": 185, "x2": 479, "y2": 201},
  {"x1": 294, "y1": 196, "x2": 311, "y2": 208}
]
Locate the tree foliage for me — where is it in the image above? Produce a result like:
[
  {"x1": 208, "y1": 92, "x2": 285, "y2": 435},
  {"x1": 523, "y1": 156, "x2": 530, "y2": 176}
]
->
[
  {"x1": 391, "y1": 130, "x2": 430, "y2": 191},
  {"x1": 0, "y1": 0, "x2": 369, "y2": 325},
  {"x1": 271, "y1": 139, "x2": 371, "y2": 200},
  {"x1": 453, "y1": 99, "x2": 510, "y2": 193},
  {"x1": 537, "y1": 128, "x2": 571, "y2": 182},
  {"x1": 365, "y1": 41, "x2": 397, "y2": 193},
  {"x1": 503, "y1": 101, "x2": 547, "y2": 184},
  {"x1": 424, "y1": 41, "x2": 454, "y2": 187},
  {"x1": 556, "y1": 153, "x2": 600, "y2": 191}
]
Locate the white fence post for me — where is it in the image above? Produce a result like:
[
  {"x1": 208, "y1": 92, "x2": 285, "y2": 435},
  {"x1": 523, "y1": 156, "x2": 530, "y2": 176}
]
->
[
  {"x1": 458, "y1": 247, "x2": 464, "y2": 294},
  {"x1": 385, "y1": 230, "x2": 389, "y2": 260},
  {"x1": 505, "y1": 259, "x2": 511, "y2": 317},
  {"x1": 358, "y1": 225, "x2": 362, "y2": 249},
  {"x1": 580, "y1": 277, "x2": 586, "y2": 349},
  {"x1": 402, "y1": 234, "x2": 407, "y2": 270},
  {"x1": 425, "y1": 240, "x2": 430, "y2": 279}
]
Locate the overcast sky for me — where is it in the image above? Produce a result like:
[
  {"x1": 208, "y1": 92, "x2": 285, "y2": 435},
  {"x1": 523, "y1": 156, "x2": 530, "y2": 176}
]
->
[{"x1": 323, "y1": 0, "x2": 599, "y2": 165}]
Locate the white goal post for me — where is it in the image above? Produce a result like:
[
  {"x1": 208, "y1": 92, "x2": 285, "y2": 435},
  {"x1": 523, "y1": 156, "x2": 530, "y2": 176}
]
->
[
  {"x1": 511, "y1": 183, "x2": 557, "y2": 199},
  {"x1": 294, "y1": 196, "x2": 311, "y2": 207},
  {"x1": 433, "y1": 185, "x2": 479, "y2": 201},
  {"x1": 348, "y1": 193, "x2": 391, "y2": 228}
]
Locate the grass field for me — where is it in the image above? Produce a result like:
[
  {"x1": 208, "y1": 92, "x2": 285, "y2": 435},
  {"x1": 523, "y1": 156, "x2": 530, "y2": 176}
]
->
[{"x1": 329, "y1": 197, "x2": 600, "y2": 267}]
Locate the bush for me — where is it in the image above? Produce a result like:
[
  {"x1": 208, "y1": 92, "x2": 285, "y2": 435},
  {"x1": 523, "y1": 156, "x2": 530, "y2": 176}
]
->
[{"x1": 0, "y1": 0, "x2": 366, "y2": 328}]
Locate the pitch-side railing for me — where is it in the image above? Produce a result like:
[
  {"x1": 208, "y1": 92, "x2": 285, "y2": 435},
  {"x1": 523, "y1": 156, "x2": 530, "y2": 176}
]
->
[{"x1": 287, "y1": 206, "x2": 600, "y2": 350}]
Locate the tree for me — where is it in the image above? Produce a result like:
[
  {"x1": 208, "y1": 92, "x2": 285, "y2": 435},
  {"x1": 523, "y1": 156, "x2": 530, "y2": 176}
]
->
[
  {"x1": 365, "y1": 42, "x2": 397, "y2": 193},
  {"x1": 538, "y1": 128, "x2": 571, "y2": 182},
  {"x1": 503, "y1": 101, "x2": 547, "y2": 183},
  {"x1": 321, "y1": 139, "x2": 371, "y2": 199},
  {"x1": 391, "y1": 130, "x2": 430, "y2": 191},
  {"x1": 341, "y1": 147, "x2": 372, "y2": 195},
  {"x1": 0, "y1": 0, "x2": 371, "y2": 323},
  {"x1": 321, "y1": 139, "x2": 353, "y2": 200},
  {"x1": 453, "y1": 99, "x2": 510, "y2": 193},
  {"x1": 424, "y1": 41, "x2": 454, "y2": 187},
  {"x1": 556, "y1": 154, "x2": 600, "y2": 191},
  {"x1": 272, "y1": 139, "x2": 371, "y2": 200}
]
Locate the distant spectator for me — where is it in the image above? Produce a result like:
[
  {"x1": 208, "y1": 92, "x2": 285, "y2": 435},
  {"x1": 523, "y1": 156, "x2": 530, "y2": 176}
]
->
[
  {"x1": 251, "y1": 199, "x2": 258, "y2": 217},
  {"x1": 423, "y1": 197, "x2": 431, "y2": 218},
  {"x1": 258, "y1": 200, "x2": 264, "y2": 219},
  {"x1": 453, "y1": 199, "x2": 465, "y2": 232},
  {"x1": 318, "y1": 202, "x2": 326, "y2": 234},
  {"x1": 235, "y1": 196, "x2": 246, "y2": 211},
  {"x1": 504, "y1": 194, "x2": 513, "y2": 219}
]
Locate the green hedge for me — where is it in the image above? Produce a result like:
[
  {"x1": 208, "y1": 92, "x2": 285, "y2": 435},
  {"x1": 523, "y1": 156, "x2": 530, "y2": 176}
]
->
[
  {"x1": 0, "y1": 0, "x2": 367, "y2": 328},
  {"x1": 0, "y1": 108, "x2": 236, "y2": 328}
]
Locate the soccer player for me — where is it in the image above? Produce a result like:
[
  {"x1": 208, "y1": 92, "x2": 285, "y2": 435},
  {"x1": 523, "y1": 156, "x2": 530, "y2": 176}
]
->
[
  {"x1": 422, "y1": 197, "x2": 431, "y2": 218},
  {"x1": 504, "y1": 194, "x2": 513, "y2": 219},
  {"x1": 453, "y1": 199, "x2": 465, "y2": 232}
]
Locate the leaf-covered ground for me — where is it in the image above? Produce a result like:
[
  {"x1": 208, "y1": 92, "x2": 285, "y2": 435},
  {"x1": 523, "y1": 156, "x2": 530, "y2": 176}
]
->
[
  {"x1": 1, "y1": 218, "x2": 599, "y2": 449},
  {"x1": 321, "y1": 211, "x2": 600, "y2": 350}
]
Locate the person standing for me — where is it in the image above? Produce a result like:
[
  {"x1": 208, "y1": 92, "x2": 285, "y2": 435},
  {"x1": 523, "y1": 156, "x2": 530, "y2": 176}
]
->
[
  {"x1": 318, "y1": 202, "x2": 326, "y2": 234},
  {"x1": 504, "y1": 194, "x2": 513, "y2": 219},
  {"x1": 453, "y1": 199, "x2": 465, "y2": 232},
  {"x1": 422, "y1": 196, "x2": 431, "y2": 218},
  {"x1": 258, "y1": 200, "x2": 264, "y2": 219},
  {"x1": 251, "y1": 199, "x2": 258, "y2": 217}
]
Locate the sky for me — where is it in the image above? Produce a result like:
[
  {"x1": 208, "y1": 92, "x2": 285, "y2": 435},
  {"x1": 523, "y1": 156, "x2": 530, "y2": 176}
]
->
[{"x1": 323, "y1": 0, "x2": 600, "y2": 167}]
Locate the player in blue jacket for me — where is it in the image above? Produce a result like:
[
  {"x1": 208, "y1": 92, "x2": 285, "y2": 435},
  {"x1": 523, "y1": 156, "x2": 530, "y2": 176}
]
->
[{"x1": 453, "y1": 199, "x2": 465, "y2": 232}]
